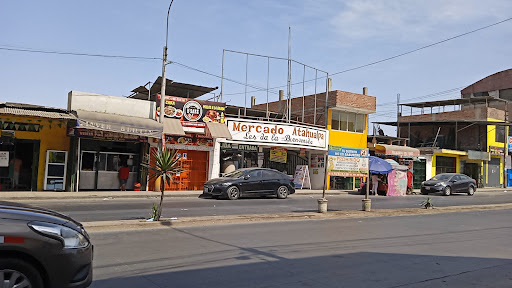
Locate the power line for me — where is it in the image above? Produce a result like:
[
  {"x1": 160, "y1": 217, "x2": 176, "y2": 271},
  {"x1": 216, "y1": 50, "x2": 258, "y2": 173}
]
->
[{"x1": 0, "y1": 46, "x2": 161, "y2": 61}]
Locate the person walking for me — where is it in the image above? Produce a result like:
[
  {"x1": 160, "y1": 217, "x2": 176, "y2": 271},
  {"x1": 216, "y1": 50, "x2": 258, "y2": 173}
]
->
[
  {"x1": 371, "y1": 173, "x2": 379, "y2": 195},
  {"x1": 119, "y1": 163, "x2": 130, "y2": 191}
]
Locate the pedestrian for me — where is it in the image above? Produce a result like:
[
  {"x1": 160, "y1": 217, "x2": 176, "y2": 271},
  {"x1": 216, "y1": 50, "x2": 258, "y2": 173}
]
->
[
  {"x1": 371, "y1": 173, "x2": 379, "y2": 195},
  {"x1": 119, "y1": 163, "x2": 130, "y2": 191},
  {"x1": 13, "y1": 157, "x2": 22, "y2": 189}
]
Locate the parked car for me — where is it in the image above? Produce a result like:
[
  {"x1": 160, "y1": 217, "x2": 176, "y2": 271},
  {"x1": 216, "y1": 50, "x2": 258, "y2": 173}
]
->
[
  {"x1": 421, "y1": 173, "x2": 476, "y2": 196},
  {"x1": 0, "y1": 201, "x2": 93, "y2": 288},
  {"x1": 203, "y1": 168, "x2": 296, "y2": 200}
]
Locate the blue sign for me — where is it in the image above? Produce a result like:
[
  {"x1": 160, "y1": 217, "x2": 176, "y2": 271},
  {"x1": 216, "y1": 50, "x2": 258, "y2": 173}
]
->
[
  {"x1": 328, "y1": 145, "x2": 369, "y2": 158},
  {"x1": 509, "y1": 136, "x2": 512, "y2": 151}
]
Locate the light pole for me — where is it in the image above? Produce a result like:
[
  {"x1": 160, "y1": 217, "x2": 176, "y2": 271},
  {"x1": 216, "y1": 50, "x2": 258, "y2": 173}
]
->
[{"x1": 159, "y1": 0, "x2": 174, "y2": 124}]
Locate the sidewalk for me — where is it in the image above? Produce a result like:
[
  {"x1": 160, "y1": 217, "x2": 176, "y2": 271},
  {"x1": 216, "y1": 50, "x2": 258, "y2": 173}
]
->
[{"x1": 0, "y1": 187, "x2": 509, "y2": 201}]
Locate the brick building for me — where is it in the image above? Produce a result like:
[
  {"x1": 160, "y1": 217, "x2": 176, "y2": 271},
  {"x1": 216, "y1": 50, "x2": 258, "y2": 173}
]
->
[{"x1": 377, "y1": 68, "x2": 512, "y2": 188}]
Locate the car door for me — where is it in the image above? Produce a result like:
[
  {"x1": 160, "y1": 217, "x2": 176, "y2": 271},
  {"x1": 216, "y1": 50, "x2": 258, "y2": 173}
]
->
[
  {"x1": 459, "y1": 175, "x2": 473, "y2": 191},
  {"x1": 451, "y1": 175, "x2": 464, "y2": 192},
  {"x1": 262, "y1": 170, "x2": 280, "y2": 193},
  {"x1": 243, "y1": 170, "x2": 263, "y2": 193}
]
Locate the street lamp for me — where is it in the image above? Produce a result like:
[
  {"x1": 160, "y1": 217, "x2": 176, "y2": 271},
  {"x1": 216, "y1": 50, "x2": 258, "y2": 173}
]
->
[{"x1": 159, "y1": 0, "x2": 175, "y2": 124}]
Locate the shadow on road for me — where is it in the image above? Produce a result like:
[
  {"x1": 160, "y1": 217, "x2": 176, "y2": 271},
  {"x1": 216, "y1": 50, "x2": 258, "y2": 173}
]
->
[{"x1": 91, "y1": 251, "x2": 512, "y2": 288}]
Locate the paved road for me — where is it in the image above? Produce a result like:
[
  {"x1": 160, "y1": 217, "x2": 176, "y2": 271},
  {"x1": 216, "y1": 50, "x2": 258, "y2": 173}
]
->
[
  {"x1": 20, "y1": 191, "x2": 512, "y2": 222},
  {"x1": 89, "y1": 209, "x2": 512, "y2": 288}
]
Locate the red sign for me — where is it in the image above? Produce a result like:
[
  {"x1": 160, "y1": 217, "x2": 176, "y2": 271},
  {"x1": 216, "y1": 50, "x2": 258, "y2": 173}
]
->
[{"x1": 165, "y1": 133, "x2": 213, "y2": 147}]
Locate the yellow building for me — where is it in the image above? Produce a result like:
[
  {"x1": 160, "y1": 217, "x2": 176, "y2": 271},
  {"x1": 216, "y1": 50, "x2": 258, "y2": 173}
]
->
[{"x1": 0, "y1": 103, "x2": 75, "y2": 191}]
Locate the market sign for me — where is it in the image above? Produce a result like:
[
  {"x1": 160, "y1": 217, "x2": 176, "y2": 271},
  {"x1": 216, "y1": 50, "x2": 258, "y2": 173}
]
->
[
  {"x1": 270, "y1": 147, "x2": 287, "y2": 163},
  {"x1": 327, "y1": 146, "x2": 369, "y2": 177},
  {"x1": 489, "y1": 146, "x2": 504, "y2": 156},
  {"x1": 226, "y1": 118, "x2": 328, "y2": 150},
  {"x1": 157, "y1": 95, "x2": 226, "y2": 128},
  {"x1": 220, "y1": 143, "x2": 258, "y2": 152}
]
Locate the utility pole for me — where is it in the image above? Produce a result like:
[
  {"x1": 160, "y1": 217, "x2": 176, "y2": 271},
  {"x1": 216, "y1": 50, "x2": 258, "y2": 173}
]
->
[{"x1": 159, "y1": 0, "x2": 174, "y2": 124}]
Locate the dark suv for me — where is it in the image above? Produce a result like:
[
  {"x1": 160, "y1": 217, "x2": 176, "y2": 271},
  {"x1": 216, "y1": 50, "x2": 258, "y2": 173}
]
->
[{"x1": 0, "y1": 201, "x2": 93, "y2": 288}]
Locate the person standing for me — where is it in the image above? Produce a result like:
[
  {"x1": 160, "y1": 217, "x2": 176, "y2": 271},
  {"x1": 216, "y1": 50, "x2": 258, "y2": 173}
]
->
[
  {"x1": 119, "y1": 164, "x2": 130, "y2": 191},
  {"x1": 13, "y1": 158, "x2": 22, "y2": 188},
  {"x1": 371, "y1": 173, "x2": 379, "y2": 195}
]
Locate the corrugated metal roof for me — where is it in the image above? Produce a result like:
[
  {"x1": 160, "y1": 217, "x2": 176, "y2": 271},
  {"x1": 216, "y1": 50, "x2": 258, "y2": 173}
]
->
[{"x1": 0, "y1": 107, "x2": 76, "y2": 119}]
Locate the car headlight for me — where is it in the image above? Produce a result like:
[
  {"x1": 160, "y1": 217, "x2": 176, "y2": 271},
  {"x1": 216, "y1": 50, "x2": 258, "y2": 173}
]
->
[
  {"x1": 435, "y1": 183, "x2": 444, "y2": 187},
  {"x1": 28, "y1": 221, "x2": 89, "y2": 249},
  {"x1": 220, "y1": 182, "x2": 232, "y2": 186}
]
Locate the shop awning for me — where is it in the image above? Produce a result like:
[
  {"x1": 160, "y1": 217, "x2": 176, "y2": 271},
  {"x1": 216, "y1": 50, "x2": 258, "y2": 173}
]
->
[
  {"x1": 75, "y1": 110, "x2": 163, "y2": 138},
  {"x1": 163, "y1": 118, "x2": 186, "y2": 136},
  {"x1": 375, "y1": 144, "x2": 420, "y2": 157},
  {"x1": 205, "y1": 122, "x2": 232, "y2": 139}
]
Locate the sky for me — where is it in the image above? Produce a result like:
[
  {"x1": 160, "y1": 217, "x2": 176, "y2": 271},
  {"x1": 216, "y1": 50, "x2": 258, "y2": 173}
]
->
[{"x1": 1, "y1": 0, "x2": 511, "y2": 135}]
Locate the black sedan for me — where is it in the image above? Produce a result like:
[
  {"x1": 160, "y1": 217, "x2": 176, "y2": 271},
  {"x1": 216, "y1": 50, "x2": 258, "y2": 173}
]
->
[
  {"x1": 421, "y1": 173, "x2": 477, "y2": 196},
  {"x1": 203, "y1": 168, "x2": 296, "y2": 200},
  {"x1": 0, "y1": 201, "x2": 93, "y2": 288}
]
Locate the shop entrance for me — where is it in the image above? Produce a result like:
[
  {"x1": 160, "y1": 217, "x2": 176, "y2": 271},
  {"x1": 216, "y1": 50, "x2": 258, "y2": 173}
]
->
[
  {"x1": 13, "y1": 140, "x2": 39, "y2": 191},
  {"x1": 488, "y1": 157, "x2": 501, "y2": 187},
  {"x1": 463, "y1": 163, "x2": 480, "y2": 184},
  {"x1": 170, "y1": 150, "x2": 208, "y2": 191}
]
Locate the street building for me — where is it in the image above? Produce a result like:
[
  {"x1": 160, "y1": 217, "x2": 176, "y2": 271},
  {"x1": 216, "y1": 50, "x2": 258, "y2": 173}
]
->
[
  {"x1": 0, "y1": 102, "x2": 76, "y2": 191},
  {"x1": 376, "y1": 68, "x2": 512, "y2": 188}
]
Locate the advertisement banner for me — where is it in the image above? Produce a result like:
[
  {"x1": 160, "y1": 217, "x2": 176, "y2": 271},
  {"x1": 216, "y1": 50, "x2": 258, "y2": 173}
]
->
[
  {"x1": 327, "y1": 146, "x2": 369, "y2": 177},
  {"x1": 226, "y1": 118, "x2": 328, "y2": 150},
  {"x1": 69, "y1": 128, "x2": 148, "y2": 142},
  {"x1": 293, "y1": 165, "x2": 311, "y2": 189},
  {"x1": 0, "y1": 151, "x2": 9, "y2": 167},
  {"x1": 165, "y1": 134, "x2": 213, "y2": 147},
  {"x1": 270, "y1": 147, "x2": 287, "y2": 163},
  {"x1": 157, "y1": 95, "x2": 226, "y2": 128}
]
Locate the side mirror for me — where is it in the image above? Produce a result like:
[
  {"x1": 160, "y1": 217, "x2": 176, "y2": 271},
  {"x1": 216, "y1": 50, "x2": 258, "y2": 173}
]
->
[{"x1": 244, "y1": 175, "x2": 250, "y2": 180}]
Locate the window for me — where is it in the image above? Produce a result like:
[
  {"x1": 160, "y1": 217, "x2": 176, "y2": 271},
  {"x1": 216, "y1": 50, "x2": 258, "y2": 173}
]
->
[
  {"x1": 495, "y1": 125, "x2": 505, "y2": 143},
  {"x1": 331, "y1": 110, "x2": 366, "y2": 133},
  {"x1": 248, "y1": 170, "x2": 262, "y2": 179},
  {"x1": 262, "y1": 170, "x2": 276, "y2": 179}
]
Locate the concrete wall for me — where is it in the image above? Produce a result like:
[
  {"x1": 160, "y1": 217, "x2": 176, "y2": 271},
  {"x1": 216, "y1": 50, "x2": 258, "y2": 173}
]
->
[{"x1": 68, "y1": 91, "x2": 156, "y2": 119}]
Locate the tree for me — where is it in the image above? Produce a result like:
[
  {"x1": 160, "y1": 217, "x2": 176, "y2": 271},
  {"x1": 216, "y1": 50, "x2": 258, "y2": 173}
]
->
[{"x1": 145, "y1": 148, "x2": 182, "y2": 221}]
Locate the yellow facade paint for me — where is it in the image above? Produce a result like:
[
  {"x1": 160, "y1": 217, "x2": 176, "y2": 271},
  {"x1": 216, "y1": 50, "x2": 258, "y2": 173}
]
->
[
  {"x1": 431, "y1": 152, "x2": 460, "y2": 176},
  {"x1": 486, "y1": 118, "x2": 506, "y2": 185},
  {"x1": 326, "y1": 109, "x2": 368, "y2": 189},
  {"x1": 0, "y1": 116, "x2": 70, "y2": 190}
]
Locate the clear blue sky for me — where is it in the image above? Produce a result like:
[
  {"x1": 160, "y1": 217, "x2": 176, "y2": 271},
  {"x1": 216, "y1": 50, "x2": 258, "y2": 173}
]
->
[{"x1": 1, "y1": 0, "x2": 511, "y2": 135}]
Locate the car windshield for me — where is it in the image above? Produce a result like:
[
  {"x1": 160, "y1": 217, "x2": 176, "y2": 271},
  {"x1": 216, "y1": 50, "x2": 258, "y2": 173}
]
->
[
  {"x1": 224, "y1": 170, "x2": 244, "y2": 178},
  {"x1": 431, "y1": 174, "x2": 453, "y2": 181}
]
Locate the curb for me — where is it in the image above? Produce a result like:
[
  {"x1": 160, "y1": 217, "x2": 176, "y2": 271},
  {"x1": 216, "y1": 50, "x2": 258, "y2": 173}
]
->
[{"x1": 83, "y1": 203, "x2": 512, "y2": 233}]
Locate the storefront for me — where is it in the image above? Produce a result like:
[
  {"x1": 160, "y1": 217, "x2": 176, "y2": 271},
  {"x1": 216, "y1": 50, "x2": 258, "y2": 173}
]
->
[
  {"x1": 0, "y1": 105, "x2": 75, "y2": 191},
  {"x1": 218, "y1": 118, "x2": 328, "y2": 189},
  {"x1": 149, "y1": 95, "x2": 229, "y2": 191},
  {"x1": 71, "y1": 110, "x2": 162, "y2": 191}
]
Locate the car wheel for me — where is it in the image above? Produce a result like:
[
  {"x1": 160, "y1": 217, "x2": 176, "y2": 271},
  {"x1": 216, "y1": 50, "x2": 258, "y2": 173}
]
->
[
  {"x1": 421, "y1": 190, "x2": 429, "y2": 195},
  {"x1": 0, "y1": 258, "x2": 44, "y2": 288},
  {"x1": 443, "y1": 186, "x2": 451, "y2": 196},
  {"x1": 226, "y1": 186, "x2": 240, "y2": 200},
  {"x1": 276, "y1": 185, "x2": 289, "y2": 199},
  {"x1": 467, "y1": 186, "x2": 475, "y2": 196}
]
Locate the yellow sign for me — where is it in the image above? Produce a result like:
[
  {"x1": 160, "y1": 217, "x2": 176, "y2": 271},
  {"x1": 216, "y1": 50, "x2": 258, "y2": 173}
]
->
[{"x1": 270, "y1": 147, "x2": 287, "y2": 163}]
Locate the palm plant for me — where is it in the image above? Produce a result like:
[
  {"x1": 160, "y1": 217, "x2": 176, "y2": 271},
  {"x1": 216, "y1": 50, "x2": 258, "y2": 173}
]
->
[{"x1": 144, "y1": 148, "x2": 183, "y2": 221}]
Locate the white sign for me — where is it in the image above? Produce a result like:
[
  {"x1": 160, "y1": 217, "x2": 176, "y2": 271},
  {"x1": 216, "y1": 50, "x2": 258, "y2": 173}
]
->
[
  {"x1": 294, "y1": 165, "x2": 311, "y2": 189},
  {"x1": 0, "y1": 151, "x2": 8, "y2": 167},
  {"x1": 226, "y1": 119, "x2": 328, "y2": 150}
]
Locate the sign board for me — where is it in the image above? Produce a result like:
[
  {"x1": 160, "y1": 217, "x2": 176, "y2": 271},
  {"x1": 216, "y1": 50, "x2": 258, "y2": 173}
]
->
[
  {"x1": 489, "y1": 146, "x2": 504, "y2": 156},
  {"x1": 509, "y1": 136, "x2": 512, "y2": 151},
  {"x1": 69, "y1": 128, "x2": 148, "y2": 142},
  {"x1": 0, "y1": 151, "x2": 9, "y2": 167},
  {"x1": 226, "y1": 118, "x2": 328, "y2": 150},
  {"x1": 157, "y1": 95, "x2": 226, "y2": 129},
  {"x1": 270, "y1": 147, "x2": 287, "y2": 163},
  {"x1": 165, "y1": 134, "x2": 213, "y2": 147},
  {"x1": 327, "y1": 146, "x2": 369, "y2": 177},
  {"x1": 294, "y1": 165, "x2": 311, "y2": 189}
]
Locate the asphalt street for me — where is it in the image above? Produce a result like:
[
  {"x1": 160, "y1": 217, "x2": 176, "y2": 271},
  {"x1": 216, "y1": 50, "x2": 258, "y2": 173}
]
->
[
  {"x1": 89, "y1": 209, "x2": 512, "y2": 288},
  {"x1": 20, "y1": 191, "x2": 512, "y2": 222}
]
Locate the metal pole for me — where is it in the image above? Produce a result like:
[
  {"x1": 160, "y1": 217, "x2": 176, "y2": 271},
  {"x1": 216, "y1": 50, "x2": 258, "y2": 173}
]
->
[
  {"x1": 159, "y1": 0, "x2": 174, "y2": 124},
  {"x1": 147, "y1": 81, "x2": 151, "y2": 101},
  {"x1": 314, "y1": 69, "x2": 317, "y2": 125},
  {"x1": 396, "y1": 93, "x2": 400, "y2": 138},
  {"x1": 76, "y1": 137, "x2": 81, "y2": 192},
  {"x1": 302, "y1": 65, "x2": 305, "y2": 122},
  {"x1": 322, "y1": 73, "x2": 329, "y2": 199},
  {"x1": 220, "y1": 49, "x2": 225, "y2": 102},
  {"x1": 244, "y1": 53, "x2": 248, "y2": 116},
  {"x1": 266, "y1": 56, "x2": 270, "y2": 121},
  {"x1": 287, "y1": 26, "x2": 292, "y2": 123}
]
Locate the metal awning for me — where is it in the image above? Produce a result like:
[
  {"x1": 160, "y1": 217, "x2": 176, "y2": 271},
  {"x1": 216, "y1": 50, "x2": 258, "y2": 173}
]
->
[
  {"x1": 205, "y1": 122, "x2": 232, "y2": 139},
  {"x1": 163, "y1": 118, "x2": 186, "y2": 136},
  {"x1": 375, "y1": 144, "x2": 420, "y2": 157},
  {"x1": 74, "y1": 110, "x2": 162, "y2": 138},
  {"x1": 0, "y1": 103, "x2": 76, "y2": 120}
]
